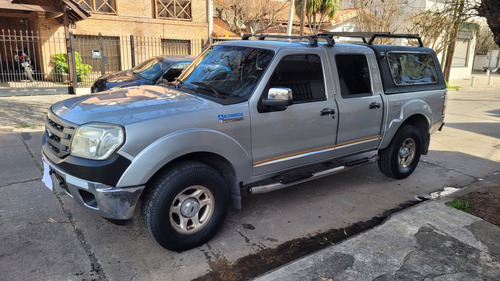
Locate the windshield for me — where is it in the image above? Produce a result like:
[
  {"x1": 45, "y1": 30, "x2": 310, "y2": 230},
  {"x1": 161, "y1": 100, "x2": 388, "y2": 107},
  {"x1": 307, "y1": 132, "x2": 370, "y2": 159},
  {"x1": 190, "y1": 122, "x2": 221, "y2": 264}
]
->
[
  {"x1": 179, "y1": 45, "x2": 274, "y2": 101},
  {"x1": 132, "y1": 57, "x2": 163, "y2": 80}
]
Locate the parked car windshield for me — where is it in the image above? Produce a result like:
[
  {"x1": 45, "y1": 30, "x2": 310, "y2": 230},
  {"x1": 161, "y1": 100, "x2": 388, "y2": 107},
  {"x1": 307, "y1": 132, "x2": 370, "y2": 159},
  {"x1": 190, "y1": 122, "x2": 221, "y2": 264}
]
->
[
  {"x1": 179, "y1": 45, "x2": 274, "y2": 101},
  {"x1": 132, "y1": 57, "x2": 162, "y2": 80}
]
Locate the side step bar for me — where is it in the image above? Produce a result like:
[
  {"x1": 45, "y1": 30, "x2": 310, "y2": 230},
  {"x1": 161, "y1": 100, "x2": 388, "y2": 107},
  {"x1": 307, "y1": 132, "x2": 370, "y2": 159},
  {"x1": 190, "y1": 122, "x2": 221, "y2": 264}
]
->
[{"x1": 248, "y1": 155, "x2": 379, "y2": 195}]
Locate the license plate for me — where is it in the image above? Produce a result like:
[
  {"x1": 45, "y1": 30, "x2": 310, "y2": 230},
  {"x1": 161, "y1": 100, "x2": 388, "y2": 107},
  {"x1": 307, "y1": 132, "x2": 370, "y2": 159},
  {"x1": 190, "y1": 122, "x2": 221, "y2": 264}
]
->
[
  {"x1": 42, "y1": 160, "x2": 54, "y2": 191},
  {"x1": 21, "y1": 62, "x2": 29, "y2": 67}
]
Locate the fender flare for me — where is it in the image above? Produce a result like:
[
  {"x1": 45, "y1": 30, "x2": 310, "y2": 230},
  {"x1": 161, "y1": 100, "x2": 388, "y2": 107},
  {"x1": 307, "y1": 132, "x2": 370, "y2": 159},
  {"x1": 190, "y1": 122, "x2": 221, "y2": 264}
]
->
[
  {"x1": 379, "y1": 99, "x2": 432, "y2": 150},
  {"x1": 116, "y1": 129, "x2": 252, "y2": 187}
]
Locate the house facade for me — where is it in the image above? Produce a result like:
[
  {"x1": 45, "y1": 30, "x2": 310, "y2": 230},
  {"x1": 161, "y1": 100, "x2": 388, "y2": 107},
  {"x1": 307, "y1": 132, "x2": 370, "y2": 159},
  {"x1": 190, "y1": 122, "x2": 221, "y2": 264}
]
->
[{"x1": 0, "y1": 0, "x2": 211, "y2": 93}]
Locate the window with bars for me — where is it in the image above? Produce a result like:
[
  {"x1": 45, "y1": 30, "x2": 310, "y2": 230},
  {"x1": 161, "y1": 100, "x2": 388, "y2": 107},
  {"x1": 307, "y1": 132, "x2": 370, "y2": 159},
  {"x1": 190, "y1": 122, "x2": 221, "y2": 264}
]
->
[
  {"x1": 76, "y1": 0, "x2": 117, "y2": 14},
  {"x1": 161, "y1": 39, "x2": 191, "y2": 55},
  {"x1": 156, "y1": 0, "x2": 192, "y2": 20}
]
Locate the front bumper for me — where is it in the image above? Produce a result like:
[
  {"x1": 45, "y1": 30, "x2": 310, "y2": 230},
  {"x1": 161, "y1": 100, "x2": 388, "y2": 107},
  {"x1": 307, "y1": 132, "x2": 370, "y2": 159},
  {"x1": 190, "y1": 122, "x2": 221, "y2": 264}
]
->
[{"x1": 43, "y1": 153, "x2": 144, "y2": 220}]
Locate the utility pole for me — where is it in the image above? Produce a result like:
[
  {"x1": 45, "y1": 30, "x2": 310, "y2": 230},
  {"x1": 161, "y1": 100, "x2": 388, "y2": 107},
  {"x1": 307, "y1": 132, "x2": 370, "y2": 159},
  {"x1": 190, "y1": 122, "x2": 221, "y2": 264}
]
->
[
  {"x1": 300, "y1": 0, "x2": 306, "y2": 36},
  {"x1": 287, "y1": 0, "x2": 295, "y2": 36}
]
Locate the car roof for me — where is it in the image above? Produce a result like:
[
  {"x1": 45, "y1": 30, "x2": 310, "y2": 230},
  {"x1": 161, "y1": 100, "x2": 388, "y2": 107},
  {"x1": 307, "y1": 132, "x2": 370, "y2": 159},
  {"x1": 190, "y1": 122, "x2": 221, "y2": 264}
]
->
[{"x1": 156, "y1": 55, "x2": 195, "y2": 62}]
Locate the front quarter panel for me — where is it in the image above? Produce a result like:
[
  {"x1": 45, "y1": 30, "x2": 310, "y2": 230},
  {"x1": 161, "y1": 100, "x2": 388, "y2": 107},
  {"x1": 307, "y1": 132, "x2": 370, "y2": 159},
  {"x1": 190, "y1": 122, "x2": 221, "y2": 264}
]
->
[{"x1": 116, "y1": 128, "x2": 252, "y2": 187}]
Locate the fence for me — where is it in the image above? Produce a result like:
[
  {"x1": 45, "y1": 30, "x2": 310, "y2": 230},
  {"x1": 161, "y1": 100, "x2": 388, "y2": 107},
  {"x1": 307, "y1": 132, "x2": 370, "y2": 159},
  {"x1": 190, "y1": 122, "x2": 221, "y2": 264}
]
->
[{"x1": 0, "y1": 29, "x2": 207, "y2": 96}]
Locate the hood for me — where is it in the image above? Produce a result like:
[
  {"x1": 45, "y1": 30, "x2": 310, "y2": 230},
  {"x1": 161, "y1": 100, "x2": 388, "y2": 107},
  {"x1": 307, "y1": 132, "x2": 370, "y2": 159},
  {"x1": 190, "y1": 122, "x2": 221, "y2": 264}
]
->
[
  {"x1": 51, "y1": 85, "x2": 220, "y2": 125},
  {"x1": 100, "y1": 70, "x2": 137, "y2": 82},
  {"x1": 92, "y1": 70, "x2": 150, "y2": 92}
]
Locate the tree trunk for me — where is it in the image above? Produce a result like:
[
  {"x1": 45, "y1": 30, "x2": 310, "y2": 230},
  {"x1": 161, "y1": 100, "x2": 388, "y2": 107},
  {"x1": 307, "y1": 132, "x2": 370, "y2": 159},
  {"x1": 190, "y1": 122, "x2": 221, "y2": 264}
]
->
[{"x1": 477, "y1": 0, "x2": 500, "y2": 48}]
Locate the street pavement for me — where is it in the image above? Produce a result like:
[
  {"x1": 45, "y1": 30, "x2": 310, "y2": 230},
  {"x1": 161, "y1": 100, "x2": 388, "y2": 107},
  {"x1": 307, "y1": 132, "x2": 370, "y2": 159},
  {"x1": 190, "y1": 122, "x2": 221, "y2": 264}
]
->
[{"x1": 0, "y1": 75, "x2": 499, "y2": 280}]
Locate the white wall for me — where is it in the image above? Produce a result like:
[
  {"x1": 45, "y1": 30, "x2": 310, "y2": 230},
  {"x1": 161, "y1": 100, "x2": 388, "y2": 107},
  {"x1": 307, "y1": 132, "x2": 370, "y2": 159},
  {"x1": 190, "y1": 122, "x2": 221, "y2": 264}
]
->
[{"x1": 474, "y1": 50, "x2": 500, "y2": 70}]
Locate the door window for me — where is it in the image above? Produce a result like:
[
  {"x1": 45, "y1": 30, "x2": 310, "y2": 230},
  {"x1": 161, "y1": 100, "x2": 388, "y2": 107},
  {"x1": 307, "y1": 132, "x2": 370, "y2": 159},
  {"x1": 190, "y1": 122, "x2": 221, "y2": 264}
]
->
[
  {"x1": 268, "y1": 54, "x2": 326, "y2": 103},
  {"x1": 335, "y1": 54, "x2": 372, "y2": 98}
]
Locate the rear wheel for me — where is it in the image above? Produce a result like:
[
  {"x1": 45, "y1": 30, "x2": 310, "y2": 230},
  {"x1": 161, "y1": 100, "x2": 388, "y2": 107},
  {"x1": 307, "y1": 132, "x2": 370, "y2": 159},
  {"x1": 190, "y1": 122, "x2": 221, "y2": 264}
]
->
[
  {"x1": 378, "y1": 125, "x2": 422, "y2": 179},
  {"x1": 141, "y1": 161, "x2": 229, "y2": 251}
]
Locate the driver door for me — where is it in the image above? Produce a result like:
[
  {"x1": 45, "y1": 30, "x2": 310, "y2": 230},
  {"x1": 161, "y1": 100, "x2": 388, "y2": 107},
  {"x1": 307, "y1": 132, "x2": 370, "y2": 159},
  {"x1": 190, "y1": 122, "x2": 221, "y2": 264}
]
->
[{"x1": 250, "y1": 53, "x2": 338, "y2": 176}]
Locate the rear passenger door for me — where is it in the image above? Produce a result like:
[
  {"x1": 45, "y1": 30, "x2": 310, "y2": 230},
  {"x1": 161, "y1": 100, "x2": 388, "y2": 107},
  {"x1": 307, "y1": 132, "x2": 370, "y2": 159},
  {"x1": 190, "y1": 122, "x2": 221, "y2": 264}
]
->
[
  {"x1": 250, "y1": 53, "x2": 338, "y2": 175},
  {"x1": 333, "y1": 54, "x2": 384, "y2": 157}
]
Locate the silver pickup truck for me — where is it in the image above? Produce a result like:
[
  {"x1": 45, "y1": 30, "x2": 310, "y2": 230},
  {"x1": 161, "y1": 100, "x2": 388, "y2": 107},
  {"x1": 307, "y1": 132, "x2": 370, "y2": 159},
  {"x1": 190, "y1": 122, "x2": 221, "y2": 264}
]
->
[{"x1": 42, "y1": 34, "x2": 446, "y2": 251}]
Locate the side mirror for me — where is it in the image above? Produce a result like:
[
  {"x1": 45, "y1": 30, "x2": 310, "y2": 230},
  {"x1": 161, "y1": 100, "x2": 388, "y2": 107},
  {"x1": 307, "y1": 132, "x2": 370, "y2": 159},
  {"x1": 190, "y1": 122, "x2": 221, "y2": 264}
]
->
[{"x1": 262, "y1": 87, "x2": 293, "y2": 107}]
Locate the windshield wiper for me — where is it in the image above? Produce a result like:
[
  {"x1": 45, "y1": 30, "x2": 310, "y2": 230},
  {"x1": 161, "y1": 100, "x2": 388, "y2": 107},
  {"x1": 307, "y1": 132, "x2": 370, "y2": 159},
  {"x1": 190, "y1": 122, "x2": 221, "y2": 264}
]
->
[{"x1": 191, "y1": 82, "x2": 226, "y2": 99}]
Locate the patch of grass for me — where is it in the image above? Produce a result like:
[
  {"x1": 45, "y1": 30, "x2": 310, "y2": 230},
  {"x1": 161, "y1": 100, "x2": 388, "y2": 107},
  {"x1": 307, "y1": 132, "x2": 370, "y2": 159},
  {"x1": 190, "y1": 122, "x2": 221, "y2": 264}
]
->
[
  {"x1": 446, "y1": 199, "x2": 471, "y2": 213},
  {"x1": 446, "y1": 81, "x2": 460, "y2": 91}
]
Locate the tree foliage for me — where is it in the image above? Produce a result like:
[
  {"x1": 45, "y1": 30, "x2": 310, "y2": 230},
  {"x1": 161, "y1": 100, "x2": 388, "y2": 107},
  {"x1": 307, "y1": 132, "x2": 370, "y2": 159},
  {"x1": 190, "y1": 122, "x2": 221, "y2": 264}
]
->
[
  {"x1": 215, "y1": 0, "x2": 288, "y2": 36},
  {"x1": 294, "y1": 0, "x2": 339, "y2": 35},
  {"x1": 352, "y1": 0, "x2": 405, "y2": 35},
  {"x1": 407, "y1": 11, "x2": 452, "y2": 55}
]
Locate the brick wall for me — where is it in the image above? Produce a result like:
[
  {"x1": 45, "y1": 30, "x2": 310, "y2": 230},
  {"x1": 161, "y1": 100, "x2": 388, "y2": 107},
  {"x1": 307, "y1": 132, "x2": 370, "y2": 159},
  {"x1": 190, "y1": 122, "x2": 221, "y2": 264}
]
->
[{"x1": 73, "y1": 0, "x2": 209, "y2": 40}]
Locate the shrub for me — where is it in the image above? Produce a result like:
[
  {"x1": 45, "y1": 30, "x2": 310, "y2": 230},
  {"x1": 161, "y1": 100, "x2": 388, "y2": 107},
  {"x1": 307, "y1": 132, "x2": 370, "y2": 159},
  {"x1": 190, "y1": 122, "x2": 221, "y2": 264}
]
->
[{"x1": 52, "y1": 52, "x2": 92, "y2": 82}]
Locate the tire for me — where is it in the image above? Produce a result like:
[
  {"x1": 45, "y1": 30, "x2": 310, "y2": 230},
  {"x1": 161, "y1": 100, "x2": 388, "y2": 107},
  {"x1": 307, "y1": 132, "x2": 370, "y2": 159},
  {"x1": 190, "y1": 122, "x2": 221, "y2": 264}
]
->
[
  {"x1": 24, "y1": 66, "x2": 34, "y2": 82},
  {"x1": 141, "y1": 161, "x2": 229, "y2": 251},
  {"x1": 378, "y1": 125, "x2": 422, "y2": 179}
]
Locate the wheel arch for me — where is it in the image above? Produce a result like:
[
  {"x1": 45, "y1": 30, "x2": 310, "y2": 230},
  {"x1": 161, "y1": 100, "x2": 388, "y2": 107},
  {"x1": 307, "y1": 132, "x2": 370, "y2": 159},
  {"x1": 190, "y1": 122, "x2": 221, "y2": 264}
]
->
[
  {"x1": 145, "y1": 152, "x2": 242, "y2": 210},
  {"x1": 400, "y1": 114, "x2": 430, "y2": 155},
  {"x1": 380, "y1": 113, "x2": 430, "y2": 153}
]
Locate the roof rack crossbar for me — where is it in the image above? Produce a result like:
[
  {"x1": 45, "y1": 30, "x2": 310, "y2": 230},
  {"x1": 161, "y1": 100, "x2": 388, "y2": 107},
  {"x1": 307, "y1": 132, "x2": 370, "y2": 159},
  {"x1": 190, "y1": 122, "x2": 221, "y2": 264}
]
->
[
  {"x1": 367, "y1": 34, "x2": 423, "y2": 47},
  {"x1": 242, "y1": 34, "x2": 334, "y2": 47},
  {"x1": 319, "y1": 32, "x2": 391, "y2": 44}
]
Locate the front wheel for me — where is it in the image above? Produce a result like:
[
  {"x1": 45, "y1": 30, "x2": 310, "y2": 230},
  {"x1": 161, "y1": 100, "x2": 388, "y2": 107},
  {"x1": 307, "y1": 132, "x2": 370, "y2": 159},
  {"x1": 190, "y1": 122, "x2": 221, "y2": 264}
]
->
[
  {"x1": 378, "y1": 125, "x2": 422, "y2": 179},
  {"x1": 141, "y1": 161, "x2": 229, "y2": 251},
  {"x1": 24, "y1": 66, "x2": 34, "y2": 82}
]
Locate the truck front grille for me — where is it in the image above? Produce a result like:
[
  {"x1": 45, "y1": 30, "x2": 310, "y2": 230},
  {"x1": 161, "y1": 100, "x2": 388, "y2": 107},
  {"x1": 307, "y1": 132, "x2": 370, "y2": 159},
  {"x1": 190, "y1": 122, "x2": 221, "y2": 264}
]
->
[{"x1": 45, "y1": 116, "x2": 76, "y2": 158}]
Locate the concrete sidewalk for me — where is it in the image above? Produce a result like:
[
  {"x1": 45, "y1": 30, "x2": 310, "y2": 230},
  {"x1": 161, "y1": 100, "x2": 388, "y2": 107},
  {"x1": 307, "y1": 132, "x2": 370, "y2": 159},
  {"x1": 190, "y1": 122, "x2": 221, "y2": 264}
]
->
[
  {"x1": 448, "y1": 72, "x2": 500, "y2": 90},
  {"x1": 254, "y1": 175, "x2": 500, "y2": 281}
]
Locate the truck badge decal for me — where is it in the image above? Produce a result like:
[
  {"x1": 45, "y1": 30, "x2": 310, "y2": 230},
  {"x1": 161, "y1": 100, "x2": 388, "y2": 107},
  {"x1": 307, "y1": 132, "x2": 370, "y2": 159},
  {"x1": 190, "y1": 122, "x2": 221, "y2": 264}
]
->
[{"x1": 218, "y1": 113, "x2": 244, "y2": 123}]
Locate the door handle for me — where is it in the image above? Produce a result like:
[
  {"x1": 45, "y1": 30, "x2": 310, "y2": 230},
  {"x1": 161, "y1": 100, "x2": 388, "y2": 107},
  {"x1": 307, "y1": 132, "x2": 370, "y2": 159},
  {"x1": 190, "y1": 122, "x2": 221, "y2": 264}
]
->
[
  {"x1": 369, "y1": 102, "x2": 381, "y2": 109},
  {"x1": 320, "y1": 108, "x2": 336, "y2": 116}
]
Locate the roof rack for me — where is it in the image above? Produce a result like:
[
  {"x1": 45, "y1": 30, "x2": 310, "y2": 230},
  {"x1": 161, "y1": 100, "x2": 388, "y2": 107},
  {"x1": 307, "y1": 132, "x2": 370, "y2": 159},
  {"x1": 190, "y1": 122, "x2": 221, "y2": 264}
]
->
[
  {"x1": 367, "y1": 34, "x2": 423, "y2": 47},
  {"x1": 319, "y1": 32, "x2": 390, "y2": 43},
  {"x1": 241, "y1": 34, "x2": 335, "y2": 47}
]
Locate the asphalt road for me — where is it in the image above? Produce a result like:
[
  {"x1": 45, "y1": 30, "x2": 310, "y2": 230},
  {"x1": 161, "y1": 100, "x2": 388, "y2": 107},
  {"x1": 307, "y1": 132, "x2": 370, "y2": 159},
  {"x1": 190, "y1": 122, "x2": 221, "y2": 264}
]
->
[{"x1": 1, "y1": 87, "x2": 499, "y2": 280}]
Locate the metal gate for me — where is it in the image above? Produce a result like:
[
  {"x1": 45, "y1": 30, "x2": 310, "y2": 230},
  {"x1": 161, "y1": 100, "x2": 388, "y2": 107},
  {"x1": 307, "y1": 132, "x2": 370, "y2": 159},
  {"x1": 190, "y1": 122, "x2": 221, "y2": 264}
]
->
[
  {"x1": 0, "y1": 29, "x2": 70, "y2": 96},
  {"x1": 0, "y1": 29, "x2": 207, "y2": 96}
]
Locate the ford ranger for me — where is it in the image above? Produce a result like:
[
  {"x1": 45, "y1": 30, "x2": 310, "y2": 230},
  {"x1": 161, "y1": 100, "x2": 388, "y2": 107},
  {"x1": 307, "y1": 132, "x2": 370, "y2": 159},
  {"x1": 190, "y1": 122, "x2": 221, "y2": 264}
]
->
[{"x1": 42, "y1": 33, "x2": 446, "y2": 251}]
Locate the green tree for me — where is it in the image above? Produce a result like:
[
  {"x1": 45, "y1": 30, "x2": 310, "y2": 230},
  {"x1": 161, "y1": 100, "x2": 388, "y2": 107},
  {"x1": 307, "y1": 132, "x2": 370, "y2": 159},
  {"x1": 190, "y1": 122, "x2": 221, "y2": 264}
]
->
[{"x1": 294, "y1": 0, "x2": 339, "y2": 35}]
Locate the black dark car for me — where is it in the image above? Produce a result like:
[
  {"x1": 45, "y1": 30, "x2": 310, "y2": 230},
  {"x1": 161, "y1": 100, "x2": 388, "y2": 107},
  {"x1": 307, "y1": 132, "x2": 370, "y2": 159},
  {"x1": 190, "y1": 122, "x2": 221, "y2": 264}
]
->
[{"x1": 91, "y1": 55, "x2": 194, "y2": 93}]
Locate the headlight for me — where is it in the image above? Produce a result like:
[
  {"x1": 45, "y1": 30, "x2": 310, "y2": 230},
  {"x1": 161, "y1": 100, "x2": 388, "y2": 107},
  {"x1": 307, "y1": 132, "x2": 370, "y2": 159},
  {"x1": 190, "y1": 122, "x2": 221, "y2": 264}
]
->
[{"x1": 71, "y1": 123, "x2": 125, "y2": 160}]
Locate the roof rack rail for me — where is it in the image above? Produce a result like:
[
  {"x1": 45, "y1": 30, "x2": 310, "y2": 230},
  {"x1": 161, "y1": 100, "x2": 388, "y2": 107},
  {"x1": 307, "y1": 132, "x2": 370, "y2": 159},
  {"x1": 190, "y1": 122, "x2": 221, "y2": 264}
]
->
[
  {"x1": 319, "y1": 32, "x2": 390, "y2": 43},
  {"x1": 241, "y1": 34, "x2": 334, "y2": 47},
  {"x1": 367, "y1": 33, "x2": 423, "y2": 47}
]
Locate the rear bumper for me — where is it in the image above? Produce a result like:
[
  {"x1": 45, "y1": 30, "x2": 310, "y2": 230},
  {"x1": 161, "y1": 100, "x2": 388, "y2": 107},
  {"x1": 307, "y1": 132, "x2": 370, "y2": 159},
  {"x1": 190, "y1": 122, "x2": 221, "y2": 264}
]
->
[{"x1": 43, "y1": 153, "x2": 144, "y2": 220}]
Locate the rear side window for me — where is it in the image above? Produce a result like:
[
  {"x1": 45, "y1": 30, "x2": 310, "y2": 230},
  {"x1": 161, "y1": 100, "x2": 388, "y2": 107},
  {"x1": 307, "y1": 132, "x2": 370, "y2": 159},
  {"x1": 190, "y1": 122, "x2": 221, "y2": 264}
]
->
[
  {"x1": 387, "y1": 52, "x2": 438, "y2": 85},
  {"x1": 335, "y1": 54, "x2": 372, "y2": 98}
]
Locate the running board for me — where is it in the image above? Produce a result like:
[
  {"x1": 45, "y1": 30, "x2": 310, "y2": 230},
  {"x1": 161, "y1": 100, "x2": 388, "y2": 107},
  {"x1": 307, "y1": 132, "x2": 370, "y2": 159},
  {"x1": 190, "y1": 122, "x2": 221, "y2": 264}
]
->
[{"x1": 248, "y1": 155, "x2": 379, "y2": 195}]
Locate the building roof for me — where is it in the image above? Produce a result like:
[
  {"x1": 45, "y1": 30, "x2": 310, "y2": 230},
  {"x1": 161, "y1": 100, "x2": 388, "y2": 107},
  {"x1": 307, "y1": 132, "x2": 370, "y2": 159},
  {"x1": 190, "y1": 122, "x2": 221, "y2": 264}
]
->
[
  {"x1": 1, "y1": 0, "x2": 89, "y2": 23},
  {"x1": 213, "y1": 17, "x2": 239, "y2": 38}
]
